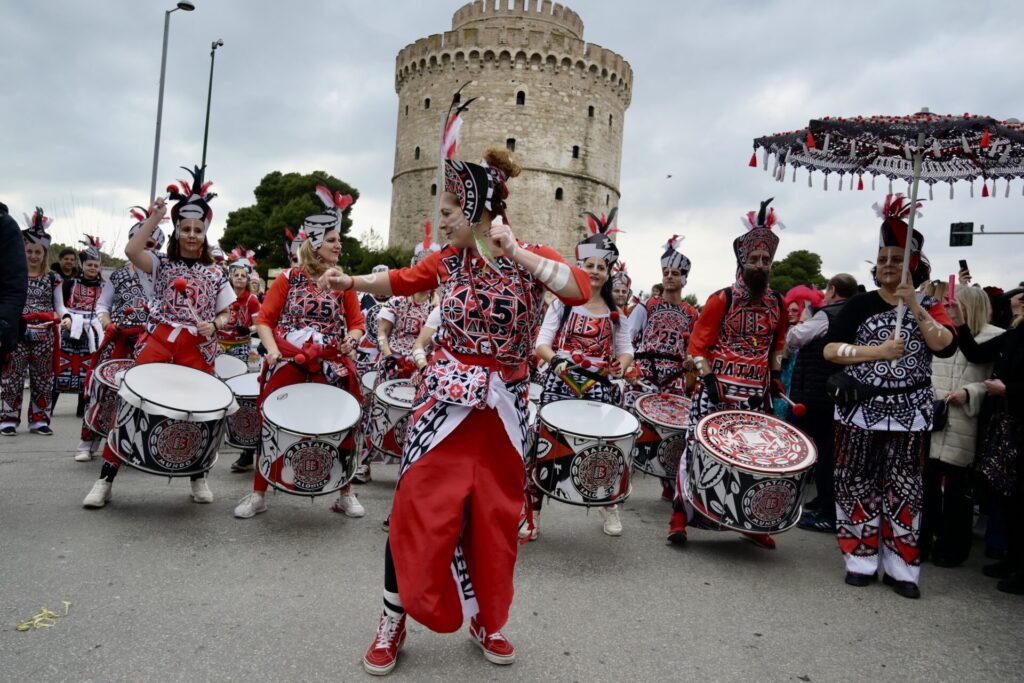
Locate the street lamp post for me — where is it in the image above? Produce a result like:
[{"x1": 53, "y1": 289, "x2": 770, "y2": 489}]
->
[
  {"x1": 149, "y1": 1, "x2": 196, "y2": 203},
  {"x1": 201, "y1": 39, "x2": 224, "y2": 170}
]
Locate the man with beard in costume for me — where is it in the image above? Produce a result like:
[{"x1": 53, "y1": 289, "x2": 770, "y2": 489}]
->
[{"x1": 667, "y1": 198, "x2": 789, "y2": 549}]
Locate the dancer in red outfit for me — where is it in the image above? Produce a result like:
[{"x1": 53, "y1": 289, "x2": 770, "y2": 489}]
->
[
  {"x1": 322, "y1": 149, "x2": 589, "y2": 676},
  {"x1": 1, "y1": 208, "x2": 65, "y2": 436},
  {"x1": 82, "y1": 165, "x2": 234, "y2": 509},
  {"x1": 669, "y1": 198, "x2": 789, "y2": 549},
  {"x1": 232, "y1": 186, "x2": 366, "y2": 519}
]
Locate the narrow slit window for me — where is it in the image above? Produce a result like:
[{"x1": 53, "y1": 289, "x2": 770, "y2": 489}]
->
[{"x1": 555, "y1": 188, "x2": 564, "y2": 201}]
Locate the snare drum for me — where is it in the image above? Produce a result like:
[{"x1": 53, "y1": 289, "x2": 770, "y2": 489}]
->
[
  {"x1": 683, "y1": 410, "x2": 816, "y2": 534},
  {"x1": 361, "y1": 371, "x2": 378, "y2": 398},
  {"x1": 533, "y1": 399, "x2": 639, "y2": 507},
  {"x1": 84, "y1": 358, "x2": 135, "y2": 436},
  {"x1": 369, "y1": 379, "x2": 416, "y2": 461},
  {"x1": 107, "y1": 363, "x2": 238, "y2": 477},
  {"x1": 632, "y1": 393, "x2": 690, "y2": 479},
  {"x1": 214, "y1": 354, "x2": 248, "y2": 380},
  {"x1": 224, "y1": 373, "x2": 262, "y2": 449},
  {"x1": 259, "y1": 383, "x2": 361, "y2": 496}
]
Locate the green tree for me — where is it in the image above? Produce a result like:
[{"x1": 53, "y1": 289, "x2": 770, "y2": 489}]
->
[
  {"x1": 769, "y1": 249, "x2": 827, "y2": 295},
  {"x1": 219, "y1": 170, "x2": 404, "y2": 275},
  {"x1": 48, "y1": 242, "x2": 126, "y2": 270},
  {"x1": 683, "y1": 293, "x2": 700, "y2": 309}
]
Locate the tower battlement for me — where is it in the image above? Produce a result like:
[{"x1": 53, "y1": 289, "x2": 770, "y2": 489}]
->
[{"x1": 452, "y1": 0, "x2": 584, "y2": 38}]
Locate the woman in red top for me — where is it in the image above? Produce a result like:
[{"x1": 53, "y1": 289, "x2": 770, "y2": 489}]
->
[
  {"x1": 232, "y1": 187, "x2": 366, "y2": 519},
  {"x1": 220, "y1": 247, "x2": 262, "y2": 473},
  {"x1": 82, "y1": 165, "x2": 235, "y2": 509},
  {"x1": 322, "y1": 149, "x2": 590, "y2": 676}
]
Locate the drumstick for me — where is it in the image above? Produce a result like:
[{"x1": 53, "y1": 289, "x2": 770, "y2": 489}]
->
[
  {"x1": 776, "y1": 392, "x2": 807, "y2": 417},
  {"x1": 172, "y1": 278, "x2": 202, "y2": 325}
]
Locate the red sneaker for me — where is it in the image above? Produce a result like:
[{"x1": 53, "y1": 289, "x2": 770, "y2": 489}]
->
[
  {"x1": 469, "y1": 616, "x2": 516, "y2": 665},
  {"x1": 741, "y1": 532, "x2": 777, "y2": 550},
  {"x1": 362, "y1": 610, "x2": 407, "y2": 676},
  {"x1": 667, "y1": 510, "x2": 688, "y2": 545}
]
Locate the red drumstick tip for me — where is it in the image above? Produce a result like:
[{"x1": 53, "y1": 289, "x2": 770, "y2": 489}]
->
[
  {"x1": 124, "y1": 306, "x2": 135, "y2": 314},
  {"x1": 172, "y1": 277, "x2": 187, "y2": 293},
  {"x1": 294, "y1": 353, "x2": 307, "y2": 364},
  {"x1": 580, "y1": 359, "x2": 592, "y2": 369},
  {"x1": 659, "y1": 392, "x2": 670, "y2": 399},
  {"x1": 571, "y1": 352, "x2": 583, "y2": 363},
  {"x1": 792, "y1": 403, "x2": 807, "y2": 418}
]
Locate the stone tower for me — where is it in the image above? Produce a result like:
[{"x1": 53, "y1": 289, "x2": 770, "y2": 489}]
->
[{"x1": 389, "y1": 0, "x2": 633, "y2": 259}]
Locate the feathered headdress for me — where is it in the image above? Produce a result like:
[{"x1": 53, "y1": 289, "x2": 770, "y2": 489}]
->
[
  {"x1": 873, "y1": 193, "x2": 930, "y2": 286},
  {"x1": 78, "y1": 234, "x2": 105, "y2": 263},
  {"x1": 22, "y1": 207, "x2": 53, "y2": 249},
  {"x1": 735, "y1": 197, "x2": 783, "y2": 267},
  {"x1": 576, "y1": 207, "x2": 621, "y2": 265},
  {"x1": 166, "y1": 165, "x2": 216, "y2": 230},
  {"x1": 611, "y1": 260, "x2": 632, "y2": 291},
  {"x1": 228, "y1": 246, "x2": 257, "y2": 272},
  {"x1": 301, "y1": 185, "x2": 353, "y2": 249},
  {"x1": 284, "y1": 228, "x2": 303, "y2": 260},
  {"x1": 128, "y1": 205, "x2": 166, "y2": 250},
  {"x1": 412, "y1": 220, "x2": 442, "y2": 265},
  {"x1": 661, "y1": 234, "x2": 691, "y2": 274}
]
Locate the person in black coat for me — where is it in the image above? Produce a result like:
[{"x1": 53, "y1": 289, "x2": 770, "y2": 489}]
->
[
  {"x1": 0, "y1": 203, "x2": 28, "y2": 367},
  {"x1": 949, "y1": 289, "x2": 1024, "y2": 595}
]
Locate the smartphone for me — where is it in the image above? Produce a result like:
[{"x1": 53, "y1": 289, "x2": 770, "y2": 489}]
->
[{"x1": 959, "y1": 259, "x2": 969, "y2": 274}]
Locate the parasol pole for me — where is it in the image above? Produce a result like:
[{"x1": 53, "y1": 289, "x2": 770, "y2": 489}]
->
[{"x1": 891, "y1": 132, "x2": 926, "y2": 365}]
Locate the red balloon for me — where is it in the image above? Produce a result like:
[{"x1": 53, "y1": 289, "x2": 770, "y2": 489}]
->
[{"x1": 173, "y1": 277, "x2": 187, "y2": 293}]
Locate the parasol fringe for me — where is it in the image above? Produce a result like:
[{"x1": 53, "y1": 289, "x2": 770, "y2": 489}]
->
[
  {"x1": 807, "y1": 131, "x2": 816, "y2": 148},
  {"x1": 749, "y1": 151, "x2": 758, "y2": 168},
  {"x1": 981, "y1": 128, "x2": 990, "y2": 148},
  {"x1": 928, "y1": 184, "x2": 934, "y2": 201},
  {"x1": 888, "y1": 178, "x2": 893, "y2": 193},
  {"x1": 1007, "y1": 180, "x2": 1012, "y2": 198},
  {"x1": 931, "y1": 139, "x2": 941, "y2": 158},
  {"x1": 970, "y1": 181, "x2": 975, "y2": 198},
  {"x1": 763, "y1": 151, "x2": 769, "y2": 171},
  {"x1": 823, "y1": 134, "x2": 831, "y2": 153},
  {"x1": 823, "y1": 174, "x2": 828, "y2": 191},
  {"x1": 792, "y1": 166, "x2": 797, "y2": 182},
  {"x1": 858, "y1": 175, "x2": 864, "y2": 191},
  {"x1": 849, "y1": 140, "x2": 857, "y2": 159},
  {"x1": 982, "y1": 181, "x2": 990, "y2": 197},
  {"x1": 871, "y1": 175, "x2": 877, "y2": 191},
  {"x1": 808, "y1": 171, "x2": 813, "y2": 188},
  {"x1": 961, "y1": 135, "x2": 971, "y2": 153},
  {"x1": 838, "y1": 174, "x2": 843, "y2": 191},
  {"x1": 950, "y1": 182, "x2": 954, "y2": 199}
]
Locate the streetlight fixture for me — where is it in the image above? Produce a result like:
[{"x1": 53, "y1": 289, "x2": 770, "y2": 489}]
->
[
  {"x1": 149, "y1": 2, "x2": 196, "y2": 203},
  {"x1": 201, "y1": 39, "x2": 224, "y2": 169}
]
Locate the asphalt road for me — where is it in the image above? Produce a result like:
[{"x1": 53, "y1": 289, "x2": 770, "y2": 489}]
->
[{"x1": 2, "y1": 396, "x2": 1022, "y2": 682}]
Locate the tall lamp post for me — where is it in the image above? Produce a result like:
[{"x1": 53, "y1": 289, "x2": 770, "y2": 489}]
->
[
  {"x1": 201, "y1": 39, "x2": 224, "y2": 169},
  {"x1": 149, "y1": 1, "x2": 196, "y2": 203}
]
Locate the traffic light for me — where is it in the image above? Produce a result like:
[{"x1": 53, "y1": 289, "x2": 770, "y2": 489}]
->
[{"x1": 950, "y1": 222, "x2": 974, "y2": 247}]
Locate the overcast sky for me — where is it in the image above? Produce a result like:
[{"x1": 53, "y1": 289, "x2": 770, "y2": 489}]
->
[{"x1": 3, "y1": 0, "x2": 1023, "y2": 300}]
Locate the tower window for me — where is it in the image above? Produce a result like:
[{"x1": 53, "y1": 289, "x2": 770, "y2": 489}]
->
[
  {"x1": 588, "y1": 105, "x2": 595, "y2": 118},
  {"x1": 424, "y1": 98, "x2": 431, "y2": 109},
  {"x1": 609, "y1": 114, "x2": 614, "y2": 126},
  {"x1": 506, "y1": 138, "x2": 516, "y2": 152},
  {"x1": 555, "y1": 188, "x2": 564, "y2": 201},
  {"x1": 414, "y1": 147, "x2": 420, "y2": 160},
  {"x1": 572, "y1": 145, "x2": 580, "y2": 159},
  {"x1": 430, "y1": 183, "x2": 437, "y2": 196},
  {"x1": 606, "y1": 194, "x2": 610, "y2": 206},
  {"x1": 405, "y1": 105, "x2": 408, "y2": 116},
  {"x1": 453, "y1": 92, "x2": 461, "y2": 105},
  {"x1": 516, "y1": 91, "x2": 526, "y2": 106}
]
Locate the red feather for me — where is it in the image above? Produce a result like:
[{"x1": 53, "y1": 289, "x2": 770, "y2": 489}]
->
[
  {"x1": 980, "y1": 128, "x2": 990, "y2": 148},
  {"x1": 423, "y1": 221, "x2": 433, "y2": 250},
  {"x1": 199, "y1": 181, "x2": 213, "y2": 197},
  {"x1": 335, "y1": 193, "x2": 354, "y2": 212},
  {"x1": 586, "y1": 214, "x2": 598, "y2": 234}
]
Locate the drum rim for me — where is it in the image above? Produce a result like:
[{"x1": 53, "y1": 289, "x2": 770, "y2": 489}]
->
[
  {"x1": 106, "y1": 430, "x2": 219, "y2": 477},
  {"x1": 693, "y1": 409, "x2": 816, "y2": 475},
  {"x1": 634, "y1": 391, "x2": 690, "y2": 430},
  {"x1": 214, "y1": 354, "x2": 248, "y2": 379},
  {"x1": 261, "y1": 384, "x2": 361, "y2": 437},
  {"x1": 94, "y1": 358, "x2": 135, "y2": 388},
  {"x1": 373, "y1": 378, "x2": 416, "y2": 409},
  {"x1": 539, "y1": 399, "x2": 640, "y2": 439},
  {"x1": 119, "y1": 364, "x2": 239, "y2": 421}
]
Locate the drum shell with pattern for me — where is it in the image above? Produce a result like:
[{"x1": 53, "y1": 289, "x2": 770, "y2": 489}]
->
[
  {"x1": 108, "y1": 364, "x2": 237, "y2": 477},
  {"x1": 224, "y1": 373, "x2": 262, "y2": 449},
  {"x1": 369, "y1": 379, "x2": 416, "y2": 462},
  {"x1": 632, "y1": 392, "x2": 690, "y2": 479},
  {"x1": 683, "y1": 409, "x2": 816, "y2": 534},
  {"x1": 259, "y1": 383, "x2": 361, "y2": 496},
  {"x1": 85, "y1": 358, "x2": 135, "y2": 436},
  {"x1": 533, "y1": 400, "x2": 639, "y2": 507}
]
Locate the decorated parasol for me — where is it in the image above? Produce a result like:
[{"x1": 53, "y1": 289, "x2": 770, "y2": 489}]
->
[{"x1": 750, "y1": 109, "x2": 1024, "y2": 345}]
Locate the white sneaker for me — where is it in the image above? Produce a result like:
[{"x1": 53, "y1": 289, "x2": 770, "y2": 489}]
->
[
  {"x1": 234, "y1": 492, "x2": 267, "y2": 518},
  {"x1": 190, "y1": 478, "x2": 214, "y2": 503},
  {"x1": 599, "y1": 505, "x2": 623, "y2": 536},
  {"x1": 83, "y1": 479, "x2": 112, "y2": 508},
  {"x1": 74, "y1": 448, "x2": 94, "y2": 462},
  {"x1": 331, "y1": 489, "x2": 366, "y2": 517},
  {"x1": 353, "y1": 462, "x2": 372, "y2": 484}
]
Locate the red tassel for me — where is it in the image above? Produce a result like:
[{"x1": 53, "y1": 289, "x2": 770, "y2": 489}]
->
[
  {"x1": 748, "y1": 151, "x2": 758, "y2": 167},
  {"x1": 806, "y1": 132, "x2": 816, "y2": 149},
  {"x1": 857, "y1": 176, "x2": 864, "y2": 190},
  {"x1": 982, "y1": 182, "x2": 990, "y2": 197},
  {"x1": 980, "y1": 128, "x2": 990, "y2": 148}
]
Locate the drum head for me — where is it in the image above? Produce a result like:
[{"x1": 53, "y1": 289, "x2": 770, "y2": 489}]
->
[
  {"x1": 528, "y1": 401, "x2": 538, "y2": 426},
  {"x1": 263, "y1": 383, "x2": 360, "y2": 435},
  {"x1": 95, "y1": 359, "x2": 134, "y2": 389},
  {"x1": 695, "y1": 410, "x2": 816, "y2": 474},
  {"x1": 375, "y1": 380, "x2": 416, "y2": 409},
  {"x1": 634, "y1": 392, "x2": 689, "y2": 430},
  {"x1": 529, "y1": 382, "x2": 543, "y2": 403},
  {"x1": 119, "y1": 363, "x2": 238, "y2": 421},
  {"x1": 361, "y1": 371, "x2": 378, "y2": 394},
  {"x1": 540, "y1": 399, "x2": 639, "y2": 438},
  {"x1": 214, "y1": 354, "x2": 248, "y2": 380},
  {"x1": 226, "y1": 372, "x2": 261, "y2": 399}
]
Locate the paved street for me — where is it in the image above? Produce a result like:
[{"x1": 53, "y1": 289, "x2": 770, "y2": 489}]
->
[{"x1": 2, "y1": 396, "x2": 1022, "y2": 682}]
